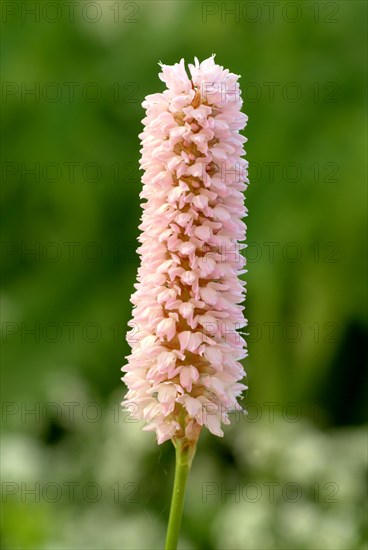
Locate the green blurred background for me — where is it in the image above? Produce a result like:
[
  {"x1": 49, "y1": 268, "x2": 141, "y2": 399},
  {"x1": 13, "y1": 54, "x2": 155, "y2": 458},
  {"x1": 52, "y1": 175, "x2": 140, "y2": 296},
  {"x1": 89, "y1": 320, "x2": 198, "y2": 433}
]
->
[{"x1": 1, "y1": 1, "x2": 367, "y2": 548}]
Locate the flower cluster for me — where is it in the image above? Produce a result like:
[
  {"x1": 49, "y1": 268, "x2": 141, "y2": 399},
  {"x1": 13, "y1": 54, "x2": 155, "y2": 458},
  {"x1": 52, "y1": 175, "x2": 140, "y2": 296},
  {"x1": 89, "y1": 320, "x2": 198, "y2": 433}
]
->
[{"x1": 122, "y1": 56, "x2": 248, "y2": 444}]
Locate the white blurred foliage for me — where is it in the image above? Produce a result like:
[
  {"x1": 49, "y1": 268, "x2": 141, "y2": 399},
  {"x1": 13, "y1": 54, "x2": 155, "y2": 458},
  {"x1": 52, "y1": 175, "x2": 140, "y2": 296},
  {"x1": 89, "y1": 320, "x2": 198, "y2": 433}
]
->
[{"x1": 2, "y1": 399, "x2": 367, "y2": 549}]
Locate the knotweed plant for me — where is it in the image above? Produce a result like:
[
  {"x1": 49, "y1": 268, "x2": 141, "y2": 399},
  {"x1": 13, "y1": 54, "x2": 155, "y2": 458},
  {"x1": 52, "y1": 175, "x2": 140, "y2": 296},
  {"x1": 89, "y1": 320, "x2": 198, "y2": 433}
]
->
[{"x1": 122, "y1": 55, "x2": 248, "y2": 549}]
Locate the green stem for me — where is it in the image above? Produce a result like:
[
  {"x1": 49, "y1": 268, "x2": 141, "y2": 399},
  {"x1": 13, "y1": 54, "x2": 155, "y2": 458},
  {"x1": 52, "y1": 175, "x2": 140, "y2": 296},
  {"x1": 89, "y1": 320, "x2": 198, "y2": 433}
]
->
[{"x1": 164, "y1": 440, "x2": 196, "y2": 550}]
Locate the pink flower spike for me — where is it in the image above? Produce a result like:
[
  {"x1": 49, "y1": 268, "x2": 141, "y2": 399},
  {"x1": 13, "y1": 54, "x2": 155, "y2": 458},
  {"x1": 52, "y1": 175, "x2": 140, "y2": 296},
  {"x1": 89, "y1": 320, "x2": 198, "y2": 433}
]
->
[{"x1": 122, "y1": 56, "x2": 248, "y2": 446}]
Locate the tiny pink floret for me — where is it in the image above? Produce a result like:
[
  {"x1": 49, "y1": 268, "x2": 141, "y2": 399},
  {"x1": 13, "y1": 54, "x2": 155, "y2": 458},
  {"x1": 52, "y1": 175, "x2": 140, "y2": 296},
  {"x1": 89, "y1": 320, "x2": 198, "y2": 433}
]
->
[{"x1": 122, "y1": 56, "x2": 248, "y2": 444}]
